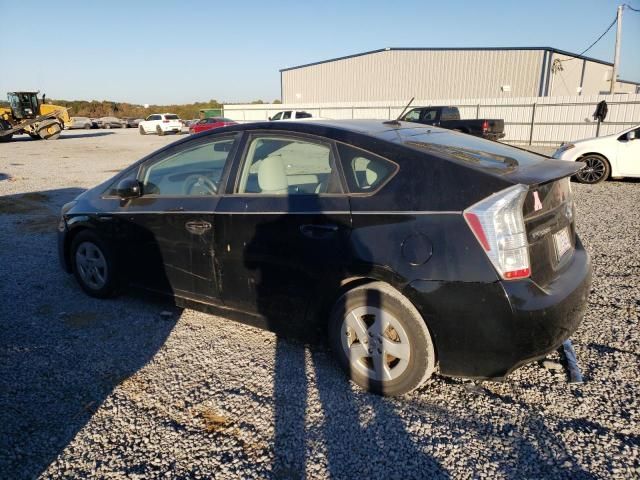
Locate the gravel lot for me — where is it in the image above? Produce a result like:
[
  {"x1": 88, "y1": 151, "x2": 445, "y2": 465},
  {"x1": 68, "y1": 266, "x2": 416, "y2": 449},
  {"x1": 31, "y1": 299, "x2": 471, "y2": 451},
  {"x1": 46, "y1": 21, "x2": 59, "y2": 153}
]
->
[{"x1": 0, "y1": 129, "x2": 638, "y2": 479}]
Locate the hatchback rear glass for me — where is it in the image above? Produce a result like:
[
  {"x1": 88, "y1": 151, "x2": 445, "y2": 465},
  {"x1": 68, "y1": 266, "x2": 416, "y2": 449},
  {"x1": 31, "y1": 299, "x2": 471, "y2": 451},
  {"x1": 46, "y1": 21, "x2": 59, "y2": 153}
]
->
[
  {"x1": 399, "y1": 128, "x2": 544, "y2": 173},
  {"x1": 165, "y1": 114, "x2": 179, "y2": 120}
]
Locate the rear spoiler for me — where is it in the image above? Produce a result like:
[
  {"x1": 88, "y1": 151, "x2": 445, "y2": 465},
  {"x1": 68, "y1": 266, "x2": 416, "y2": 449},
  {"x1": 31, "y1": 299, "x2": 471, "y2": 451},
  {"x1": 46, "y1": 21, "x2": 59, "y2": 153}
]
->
[{"x1": 503, "y1": 159, "x2": 584, "y2": 186}]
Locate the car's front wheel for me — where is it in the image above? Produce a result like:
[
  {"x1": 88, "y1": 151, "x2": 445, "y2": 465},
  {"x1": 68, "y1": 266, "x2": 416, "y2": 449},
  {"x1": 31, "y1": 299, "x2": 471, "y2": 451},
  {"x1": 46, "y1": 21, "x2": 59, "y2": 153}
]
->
[
  {"x1": 71, "y1": 230, "x2": 118, "y2": 298},
  {"x1": 328, "y1": 281, "x2": 436, "y2": 396},
  {"x1": 575, "y1": 154, "x2": 610, "y2": 184}
]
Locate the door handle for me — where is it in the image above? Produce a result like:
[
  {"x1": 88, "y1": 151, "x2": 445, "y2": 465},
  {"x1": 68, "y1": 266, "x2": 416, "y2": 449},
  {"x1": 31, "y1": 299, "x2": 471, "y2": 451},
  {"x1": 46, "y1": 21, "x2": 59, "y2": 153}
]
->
[
  {"x1": 299, "y1": 224, "x2": 339, "y2": 239},
  {"x1": 185, "y1": 220, "x2": 212, "y2": 235}
]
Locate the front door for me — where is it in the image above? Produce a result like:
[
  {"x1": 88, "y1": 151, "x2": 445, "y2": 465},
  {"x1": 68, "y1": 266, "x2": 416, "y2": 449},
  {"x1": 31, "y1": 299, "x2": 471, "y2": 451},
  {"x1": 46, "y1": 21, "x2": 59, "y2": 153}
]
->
[
  {"x1": 120, "y1": 133, "x2": 239, "y2": 301},
  {"x1": 215, "y1": 132, "x2": 351, "y2": 333},
  {"x1": 618, "y1": 127, "x2": 640, "y2": 176}
]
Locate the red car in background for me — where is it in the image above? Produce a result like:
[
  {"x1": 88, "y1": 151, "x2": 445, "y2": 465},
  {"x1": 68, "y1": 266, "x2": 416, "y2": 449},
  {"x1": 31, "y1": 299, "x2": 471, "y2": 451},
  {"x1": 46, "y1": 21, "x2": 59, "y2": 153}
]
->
[{"x1": 189, "y1": 117, "x2": 237, "y2": 134}]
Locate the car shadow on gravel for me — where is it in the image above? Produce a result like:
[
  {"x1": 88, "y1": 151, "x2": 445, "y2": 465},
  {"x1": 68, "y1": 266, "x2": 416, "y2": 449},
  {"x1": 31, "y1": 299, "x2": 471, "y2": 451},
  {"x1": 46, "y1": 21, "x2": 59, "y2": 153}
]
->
[
  {"x1": 8, "y1": 132, "x2": 115, "y2": 142},
  {"x1": 0, "y1": 187, "x2": 180, "y2": 479},
  {"x1": 245, "y1": 194, "x2": 450, "y2": 479}
]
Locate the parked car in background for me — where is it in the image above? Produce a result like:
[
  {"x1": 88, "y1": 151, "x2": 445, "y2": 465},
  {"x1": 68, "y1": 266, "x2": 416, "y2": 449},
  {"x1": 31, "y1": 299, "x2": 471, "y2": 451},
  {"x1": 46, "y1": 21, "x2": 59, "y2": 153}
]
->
[
  {"x1": 552, "y1": 124, "x2": 640, "y2": 184},
  {"x1": 66, "y1": 117, "x2": 93, "y2": 130},
  {"x1": 138, "y1": 113, "x2": 182, "y2": 135},
  {"x1": 58, "y1": 119, "x2": 591, "y2": 396},
  {"x1": 269, "y1": 110, "x2": 313, "y2": 121},
  {"x1": 189, "y1": 117, "x2": 237, "y2": 134},
  {"x1": 402, "y1": 106, "x2": 505, "y2": 141},
  {"x1": 95, "y1": 117, "x2": 125, "y2": 129},
  {"x1": 122, "y1": 118, "x2": 143, "y2": 128}
]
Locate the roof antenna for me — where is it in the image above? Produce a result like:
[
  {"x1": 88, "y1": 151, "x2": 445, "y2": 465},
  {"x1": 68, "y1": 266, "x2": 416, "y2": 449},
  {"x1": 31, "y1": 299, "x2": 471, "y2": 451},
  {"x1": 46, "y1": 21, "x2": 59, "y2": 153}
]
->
[{"x1": 383, "y1": 97, "x2": 415, "y2": 125}]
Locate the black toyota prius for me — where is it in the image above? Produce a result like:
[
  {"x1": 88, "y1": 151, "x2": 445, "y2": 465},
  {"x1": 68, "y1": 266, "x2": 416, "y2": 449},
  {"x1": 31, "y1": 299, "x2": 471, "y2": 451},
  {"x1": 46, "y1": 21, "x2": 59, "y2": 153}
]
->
[{"x1": 58, "y1": 120, "x2": 591, "y2": 396}]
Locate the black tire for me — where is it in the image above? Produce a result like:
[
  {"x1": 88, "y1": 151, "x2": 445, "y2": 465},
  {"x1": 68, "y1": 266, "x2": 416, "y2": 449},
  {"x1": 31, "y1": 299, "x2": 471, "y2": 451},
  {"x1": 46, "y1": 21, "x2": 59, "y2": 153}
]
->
[
  {"x1": 28, "y1": 132, "x2": 41, "y2": 140},
  {"x1": 139, "y1": 125, "x2": 146, "y2": 135},
  {"x1": 328, "y1": 281, "x2": 436, "y2": 396},
  {"x1": 44, "y1": 122, "x2": 62, "y2": 140},
  {"x1": 84, "y1": 123, "x2": 91, "y2": 129},
  {"x1": 156, "y1": 126, "x2": 164, "y2": 136},
  {"x1": 575, "y1": 154, "x2": 610, "y2": 184},
  {"x1": 70, "y1": 230, "x2": 119, "y2": 298},
  {"x1": 0, "y1": 119, "x2": 12, "y2": 142}
]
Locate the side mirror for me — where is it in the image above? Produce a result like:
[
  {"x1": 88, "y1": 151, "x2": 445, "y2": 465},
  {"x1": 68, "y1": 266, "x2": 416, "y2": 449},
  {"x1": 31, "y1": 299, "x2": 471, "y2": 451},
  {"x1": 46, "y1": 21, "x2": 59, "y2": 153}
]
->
[
  {"x1": 116, "y1": 178, "x2": 141, "y2": 199},
  {"x1": 628, "y1": 131, "x2": 637, "y2": 141},
  {"x1": 268, "y1": 117, "x2": 272, "y2": 121}
]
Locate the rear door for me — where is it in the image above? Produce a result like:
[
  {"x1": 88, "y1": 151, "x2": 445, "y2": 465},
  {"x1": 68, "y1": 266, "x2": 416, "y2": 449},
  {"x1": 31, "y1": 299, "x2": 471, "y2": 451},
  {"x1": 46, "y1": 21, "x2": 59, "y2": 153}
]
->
[{"x1": 215, "y1": 132, "x2": 351, "y2": 330}]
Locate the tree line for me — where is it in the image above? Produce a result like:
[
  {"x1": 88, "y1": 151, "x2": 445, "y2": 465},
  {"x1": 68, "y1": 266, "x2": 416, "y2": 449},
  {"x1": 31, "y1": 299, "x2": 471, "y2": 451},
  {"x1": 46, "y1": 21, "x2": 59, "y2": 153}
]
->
[{"x1": 0, "y1": 98, "x2": 282, "y2": 119}]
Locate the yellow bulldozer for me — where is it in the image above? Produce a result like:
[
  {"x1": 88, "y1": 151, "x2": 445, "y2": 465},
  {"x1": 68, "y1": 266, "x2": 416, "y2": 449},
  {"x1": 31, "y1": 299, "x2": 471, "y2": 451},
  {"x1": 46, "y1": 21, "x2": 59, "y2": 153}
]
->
[{"x1": 0, "y1": 91, "x2": 70, "y2": 142}]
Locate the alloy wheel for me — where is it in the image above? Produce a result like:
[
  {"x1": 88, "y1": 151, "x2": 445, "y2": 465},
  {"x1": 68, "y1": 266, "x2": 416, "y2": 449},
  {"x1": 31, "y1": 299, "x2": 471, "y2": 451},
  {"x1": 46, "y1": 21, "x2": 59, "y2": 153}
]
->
[
  {"x1": 75, "y1": 241, "x2": 108, "y2": 290},
  {"x1": 576, "y1": 156, "x2": 607, "y2": 183},
  {"x1": 340, "y1": 306, "x2": 411, "y2": 382}
]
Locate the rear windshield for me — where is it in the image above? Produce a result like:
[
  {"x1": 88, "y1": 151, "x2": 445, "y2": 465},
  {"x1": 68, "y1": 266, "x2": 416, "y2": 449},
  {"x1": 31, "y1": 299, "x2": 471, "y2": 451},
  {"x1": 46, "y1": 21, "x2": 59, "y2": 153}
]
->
[
  {"x1": 399, "y1": 128, "x2": 544, "y2": 173},
  {"x1": 164, "y1": 114, "x2": 179, "y2": 120}
]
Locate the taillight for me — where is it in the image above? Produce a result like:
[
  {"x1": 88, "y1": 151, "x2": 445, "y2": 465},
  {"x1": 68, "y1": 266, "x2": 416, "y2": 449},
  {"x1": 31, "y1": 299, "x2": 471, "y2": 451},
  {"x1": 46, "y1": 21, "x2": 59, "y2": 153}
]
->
[
  {"x1": 482, "y1": 120, "x2": 489, "y2": 132},
  {"x1": 464, "y1": 184, "x2": 530, "y2": 280}
]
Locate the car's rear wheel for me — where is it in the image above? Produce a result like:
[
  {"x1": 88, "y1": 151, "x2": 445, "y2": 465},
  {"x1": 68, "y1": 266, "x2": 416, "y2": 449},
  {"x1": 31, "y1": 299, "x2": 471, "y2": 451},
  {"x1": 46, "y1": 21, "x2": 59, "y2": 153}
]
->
[
  {"x1": 156, "y1": 126, "x2": 164, "y2": 136},
  {"x1": 139, "y1": 125, "x2": 146, "y2": 135},
  {"x1": 71, "y1": 230, "x2": 118, "y2": 298},
  {"x1": 575, "y1": 154, "x2": 610, "y2": 184},
  {"x1": 328, "y1": 281, "x2": 436, "y2": 396}
]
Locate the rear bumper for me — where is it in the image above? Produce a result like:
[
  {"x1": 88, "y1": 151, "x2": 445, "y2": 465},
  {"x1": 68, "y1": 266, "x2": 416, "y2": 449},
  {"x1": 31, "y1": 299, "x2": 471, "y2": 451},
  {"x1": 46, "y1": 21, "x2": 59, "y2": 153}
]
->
[
  {"x1": 403, "y1": 237, "x2": 592, "y2": 379},
  {"x1": 484, "y1": 132, "x2": 505, "y2": 141}
]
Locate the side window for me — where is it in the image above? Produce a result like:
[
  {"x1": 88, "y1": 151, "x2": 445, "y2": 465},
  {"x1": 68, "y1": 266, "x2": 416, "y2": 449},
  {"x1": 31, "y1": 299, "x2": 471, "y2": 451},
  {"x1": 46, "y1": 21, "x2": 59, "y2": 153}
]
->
[
  {"x1": 271, "y1": 112, "x2": 282, "y2": 121},
  {"x1": 140, "y1": 136, "x2": 237, "y2": 196},
  {"x1": 403, "y1": 109, "x2": 421, "y2": 122},
  {"x1": 283, "y1": 111, "x2": 292, "y2": 119},
  {"x1": 296, "y1": 111, "x2": 311, "y2": 119},
  {"x1": 337, "y1": 143, "x2": 398, "y2": 194},
  {"x1": 422, "y1": 109, "x2": 439, "y2": 121},
  {"x1": 237, "y1": 135, "x2": 341, "y2": 195},
  {"x1": 441, "y1": 108, "x2": 458, "y2": 121}
]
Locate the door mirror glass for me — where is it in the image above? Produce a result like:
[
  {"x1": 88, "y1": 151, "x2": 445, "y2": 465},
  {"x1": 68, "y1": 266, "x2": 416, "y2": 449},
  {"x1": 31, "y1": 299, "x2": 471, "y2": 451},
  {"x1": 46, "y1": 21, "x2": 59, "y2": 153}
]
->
[{"x1": 116, "y1": 178, "x2": 141, "y2": 199}]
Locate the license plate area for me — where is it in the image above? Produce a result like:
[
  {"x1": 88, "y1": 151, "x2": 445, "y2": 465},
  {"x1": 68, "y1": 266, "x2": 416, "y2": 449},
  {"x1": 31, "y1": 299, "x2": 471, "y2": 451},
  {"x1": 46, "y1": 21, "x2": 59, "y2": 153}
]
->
[{"x1": 553, "y1": 227, "x2": 572, "y2": 261}]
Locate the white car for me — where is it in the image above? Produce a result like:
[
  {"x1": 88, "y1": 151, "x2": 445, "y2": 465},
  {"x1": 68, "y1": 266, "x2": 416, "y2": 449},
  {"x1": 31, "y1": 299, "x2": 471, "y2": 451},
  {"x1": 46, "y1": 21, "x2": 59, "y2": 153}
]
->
[
  {"x1": 138, "y1": 113, "x2": 183, "y2": 136},
  {"x1": 552, "y1": 125, "x2": 640, "y2": 184},
  {"x1": 268, "y1": 110, "x2": 313, "y2": 121}
]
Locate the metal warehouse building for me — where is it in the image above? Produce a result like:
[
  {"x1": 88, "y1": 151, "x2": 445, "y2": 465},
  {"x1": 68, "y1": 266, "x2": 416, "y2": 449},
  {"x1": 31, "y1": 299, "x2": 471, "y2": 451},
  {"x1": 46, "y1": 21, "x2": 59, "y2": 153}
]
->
[{"x1": 280, "y1": 47, "x2": 640, "y2": 103}]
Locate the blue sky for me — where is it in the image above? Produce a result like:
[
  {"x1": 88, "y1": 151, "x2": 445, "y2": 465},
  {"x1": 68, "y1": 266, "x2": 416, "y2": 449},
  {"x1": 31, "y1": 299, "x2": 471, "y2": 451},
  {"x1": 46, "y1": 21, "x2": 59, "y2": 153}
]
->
[{"x1": 0, "y1": 0, "x2": 638, "y2": 104}]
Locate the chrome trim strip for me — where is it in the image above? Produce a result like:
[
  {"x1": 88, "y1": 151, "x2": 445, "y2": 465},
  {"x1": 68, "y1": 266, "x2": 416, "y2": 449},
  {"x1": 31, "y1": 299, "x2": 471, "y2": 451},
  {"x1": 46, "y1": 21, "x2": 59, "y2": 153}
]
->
[{"x1": 71, "y1": 210, "x2": 461, "y2": 216}]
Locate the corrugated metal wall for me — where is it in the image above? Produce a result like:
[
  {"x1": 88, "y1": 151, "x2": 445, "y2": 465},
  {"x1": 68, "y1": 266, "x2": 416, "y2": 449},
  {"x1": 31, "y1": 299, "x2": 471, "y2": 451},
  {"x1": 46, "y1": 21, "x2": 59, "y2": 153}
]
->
[
  {"x1": 282, "y1": 49, "x2": 545, "y2": 103},
  {"x1": 224, "y1": 93, "x2": 640, "y2": 146}
]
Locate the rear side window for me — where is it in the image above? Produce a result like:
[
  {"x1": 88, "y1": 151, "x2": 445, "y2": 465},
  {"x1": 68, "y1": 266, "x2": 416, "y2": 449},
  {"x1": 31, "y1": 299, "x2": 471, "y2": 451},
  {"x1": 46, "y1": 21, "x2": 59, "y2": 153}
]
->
[
  {"x1": 441, "y1": 107, "x2": 459, "y2": 121},
  {"x1": 237, "y1": 135, "x2": 341, "y2": 195},
  {"x1": 337, "y1": 144, "x2": 398, "y2": 194},
  {"x1": 296, "y1": 111, "x2": 312, "y2": 119}
]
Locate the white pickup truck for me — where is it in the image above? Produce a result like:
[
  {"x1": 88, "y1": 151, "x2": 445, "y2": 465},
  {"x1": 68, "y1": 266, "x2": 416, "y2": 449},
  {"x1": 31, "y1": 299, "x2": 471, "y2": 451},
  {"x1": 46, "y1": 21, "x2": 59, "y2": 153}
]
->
[
  {"x1": 138, "y1": 113, "x2": 182, "y2": 135},
  {"x1": 268, "y1": 110, "x2": 313, "y2": 121}
]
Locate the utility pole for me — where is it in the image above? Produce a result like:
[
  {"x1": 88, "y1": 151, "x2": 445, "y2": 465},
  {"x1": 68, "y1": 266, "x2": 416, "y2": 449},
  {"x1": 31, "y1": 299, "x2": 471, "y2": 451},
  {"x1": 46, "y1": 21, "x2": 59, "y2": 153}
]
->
[{"x1": 609, "y1": 5, "x2": 623, "y2": 94}]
